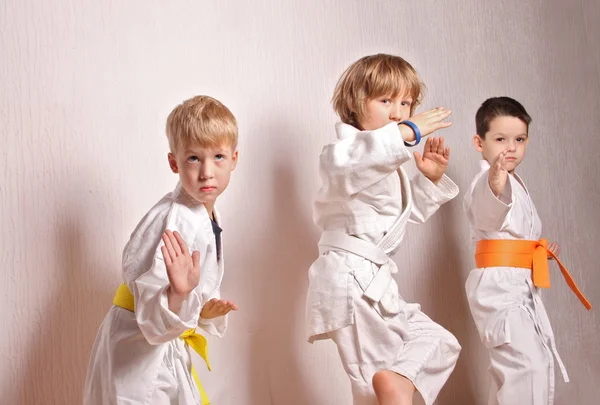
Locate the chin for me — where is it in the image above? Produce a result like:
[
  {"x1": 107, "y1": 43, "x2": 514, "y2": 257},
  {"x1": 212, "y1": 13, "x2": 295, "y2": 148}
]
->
[{"x1": 507, "y1": 162, "x2": 521, "y2": 172}]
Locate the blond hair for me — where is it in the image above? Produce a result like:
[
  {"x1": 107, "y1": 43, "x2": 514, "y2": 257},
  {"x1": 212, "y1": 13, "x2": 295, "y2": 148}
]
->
[
  {"x1": 166, "y1": 95, "x2": 238, "y2": 152},
  {"x1": 332, "y1": 54, "x2": 424, "y2": 128}
]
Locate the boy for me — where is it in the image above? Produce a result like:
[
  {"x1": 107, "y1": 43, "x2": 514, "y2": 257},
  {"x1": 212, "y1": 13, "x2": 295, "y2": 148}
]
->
[
  {"x1": 464, "y1": 96, "x2": 591, "y2": 405},
  {"x1": 84, "y1": 95, "x2": 239, "y2": 405},
  {"x1": 306, "y1": 54, "x2": 461, "y2": 405}
]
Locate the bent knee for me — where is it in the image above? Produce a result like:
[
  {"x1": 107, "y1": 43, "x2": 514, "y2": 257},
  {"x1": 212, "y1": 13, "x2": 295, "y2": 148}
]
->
[
  {"x1": 441, "y1": 330, "x2": 462, "y2": 359},
  {"x1": 372, "y1": 370, "x2": 399, "y2": 395}
]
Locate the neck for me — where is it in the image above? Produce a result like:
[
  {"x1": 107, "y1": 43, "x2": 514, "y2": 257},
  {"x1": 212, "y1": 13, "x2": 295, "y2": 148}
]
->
[{"x1": 203, "y1": 202, "x2": 215, "y2": 219}]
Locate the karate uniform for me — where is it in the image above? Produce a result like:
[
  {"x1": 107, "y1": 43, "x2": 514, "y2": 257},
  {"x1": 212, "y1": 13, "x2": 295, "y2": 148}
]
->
[
  {"x1": 464, "y1": 160, "x2": 568, "y2": 405},
  {"x1": 307, "y1": 122, "x2": 461, "y2": 405},
  {"x1": 84, "y1": 182, "x2": 226, "y2": 405}
]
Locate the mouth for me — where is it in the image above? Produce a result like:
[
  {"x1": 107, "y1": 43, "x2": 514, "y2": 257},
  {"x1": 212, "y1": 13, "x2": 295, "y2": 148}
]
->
[
  {"x1": 505, "y1": 157, "x2": 517, "y2": 161},
  {"x1": 200, "y1": 186, "x2": 217, "y2": 192}
]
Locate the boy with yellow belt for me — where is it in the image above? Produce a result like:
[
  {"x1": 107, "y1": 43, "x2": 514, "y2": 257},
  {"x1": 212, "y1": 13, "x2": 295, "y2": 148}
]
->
[{"x1": 84, "y1": 96, "x2": 239, "y2": 405}]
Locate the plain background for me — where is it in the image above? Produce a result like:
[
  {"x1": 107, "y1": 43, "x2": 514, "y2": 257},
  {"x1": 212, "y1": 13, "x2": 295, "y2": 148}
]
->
[{"x1": 1, "y1": 1, "x2": 599, "y2": 403}]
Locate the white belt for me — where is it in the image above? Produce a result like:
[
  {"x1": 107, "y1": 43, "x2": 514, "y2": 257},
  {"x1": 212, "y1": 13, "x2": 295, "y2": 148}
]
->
[{"x1": 318, "y1": 231, "x2": 398, "y2": 304}]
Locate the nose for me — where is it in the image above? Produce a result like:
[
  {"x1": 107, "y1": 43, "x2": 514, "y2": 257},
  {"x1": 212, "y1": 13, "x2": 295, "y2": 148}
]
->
[
  {"x1": 389, "y1": 102, "x2": 403, "y2": 122},
  {"x1": 200, "y1": 161, "x2": 214, "y2": 180},
  {"x1": 507, "y1": 140, "x2": 517, "y2": 152}
]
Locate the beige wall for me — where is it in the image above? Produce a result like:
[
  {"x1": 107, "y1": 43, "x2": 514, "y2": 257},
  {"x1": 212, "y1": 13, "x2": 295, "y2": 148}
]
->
[{"x1": 1, "y1": 1, "x2": 598, "y2": 403}]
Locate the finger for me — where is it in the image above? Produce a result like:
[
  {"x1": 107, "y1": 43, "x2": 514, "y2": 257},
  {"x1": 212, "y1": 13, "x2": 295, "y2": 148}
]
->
[
  {"x1": 191, "y1": 251, "x2": 201, "y2": 271},
  {"x1": 436, "y1": 109, "x2": 452, "y2": 120},
  {"x1": 492, "y1": 149, "x2": 504, "y2": 164},
  {"x1": 213, "y1": 300, "x2": 226, "y2": 312},
  {"x1": 173, "y1": 231, "x2": 190, "y2": 256},
  {"x1": 436, "y1": 120, "x2": 452, "y2": 129},
  {"x1": 492, "y1": 151, "x2": 505, "y2": 174},
  {"x1": 431, "y1": 137, "x2": 440, "y2": 154},
  {"x1": 166, "y1": 230, "x2": 182, "y2": 256},
  {"x1": 499, "y1": 150, "x2": 507, "y2": 170},
  {"x1": 161, "y1": 246, "x2": 172, "y2": 266},
  {"x1": 162, "y1": 232, "x2": 177, "y2": 259},
  {"x1": 204, "y1": 299, "x2": 217, "y2": 311},
  {"x1": 444, "y1": 146, "x2": 451, "y2": 160},
  {"x1": 424, "y1": 136, "x2": 433, "y2": 152},
  {"x1": 437, "y1": 137, "x2": 445, "y2": 154}
]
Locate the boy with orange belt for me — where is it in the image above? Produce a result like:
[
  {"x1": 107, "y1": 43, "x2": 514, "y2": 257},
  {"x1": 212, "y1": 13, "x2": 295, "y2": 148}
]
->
[{"x1": 463, "y1": 97, "x2": 591, "y2": 405}]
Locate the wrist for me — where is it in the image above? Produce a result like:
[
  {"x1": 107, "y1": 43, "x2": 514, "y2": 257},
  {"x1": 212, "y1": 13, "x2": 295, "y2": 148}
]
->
[
  {"x1": 399, "y1": 120, "x2": 421, "y2": 146},
  {"x1": 426, "y1": 174, "x2": 441, "y2": 185},
  {"x1": 399, "y1": 123, "x2": 415, "y2": 142},
  {"x1": 167, "y1": 286, "x2": 188, "y2": 313}
]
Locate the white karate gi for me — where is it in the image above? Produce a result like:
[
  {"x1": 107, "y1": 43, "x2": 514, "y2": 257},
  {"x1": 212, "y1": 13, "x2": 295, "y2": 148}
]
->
[
  {"x1": 464, "y1": 160, "x2": 568, "y2": 405},
  {"x1": 84, "y1": 182, "x2": 227, "y2": 405},
  {"x1": 307, "y1": 122, "x2": 461, "y2": 405}
]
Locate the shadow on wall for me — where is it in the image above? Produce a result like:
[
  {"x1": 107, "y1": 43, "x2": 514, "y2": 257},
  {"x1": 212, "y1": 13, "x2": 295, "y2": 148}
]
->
[
  {"x1": 14, "y1": 177, "x2": 118, "y2": 405},
  {"x1": 245, "y1": 122, "x2": 321, "y2": 405},
  {"x1": 420, "y1": 196, "x2": 479, "y2": 405}
]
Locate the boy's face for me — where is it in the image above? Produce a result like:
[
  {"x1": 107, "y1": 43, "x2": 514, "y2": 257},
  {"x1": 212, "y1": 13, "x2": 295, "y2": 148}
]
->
[
  {"x1": 473, "y1": 116, "x2": 529, "y2": 173},
  {"x1": 168, "y1": 143, "x2": 238, "y2": 213},
  {"x1": 357, "y1": 94, "x2": 413, "y2": 131}
]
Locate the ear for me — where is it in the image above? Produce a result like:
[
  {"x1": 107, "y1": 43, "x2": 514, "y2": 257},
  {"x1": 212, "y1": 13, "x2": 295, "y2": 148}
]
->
[
  {"x1": 473, "y1": 134, "x2": 484, "y2": 152},
  {"x1": 230, "y1": 149, "x2": 239, "y2": 171},
  {"x1": 168, "y1": 153, "x2": 179, "y2": 174}
]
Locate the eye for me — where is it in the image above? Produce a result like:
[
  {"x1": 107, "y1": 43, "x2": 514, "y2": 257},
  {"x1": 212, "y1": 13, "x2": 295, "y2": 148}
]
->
[
  {"x1": 215, "y1": 154, "x2": 226, "y2": 161},
  {"x1": 496, "y1": 137, "x2": 505, "y2": 142},
  {"x1": 187, "y1": 155, "x2": 199, "y2": 163},
  {"x1": 516, "y1": 137, "x2": 526, "y2": 142},
  {"x1": 401, "y1": 101, "x2": 412, "y2": 107},
  {"x1": 381, "y1": 99, "x2": 391, "y2": 104}
]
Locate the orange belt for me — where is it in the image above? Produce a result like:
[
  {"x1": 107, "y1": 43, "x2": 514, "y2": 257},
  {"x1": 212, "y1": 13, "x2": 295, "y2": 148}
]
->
[{"x1": 475, "y1": 238, "x2": 592, "y2": 310}]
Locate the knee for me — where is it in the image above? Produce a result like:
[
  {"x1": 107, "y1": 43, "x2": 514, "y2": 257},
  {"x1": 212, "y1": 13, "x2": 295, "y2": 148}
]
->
[
  {"x1": 441, "y1": 330, "x2": 462, "y2": 361},
  {"x1": 372, "y1": 370, "x2": 398, "y2": 396},
  {"x1": 372, "y1": 370, "x2": 415, "y2": 402}
]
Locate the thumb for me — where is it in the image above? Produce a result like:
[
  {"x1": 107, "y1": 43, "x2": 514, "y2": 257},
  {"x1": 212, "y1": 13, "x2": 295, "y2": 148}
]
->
[
  {"x1": 414, "y1": 151, "x2": 424, "y2": 169},
  {"x1": 413, "y1": 152, "x2": 423, "y2": 166}
]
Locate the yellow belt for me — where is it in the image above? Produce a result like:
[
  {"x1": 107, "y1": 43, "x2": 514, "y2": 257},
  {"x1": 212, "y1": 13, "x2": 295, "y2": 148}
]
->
[{"x1": 113, "y1": 283, "x2": 211, "y2": 404}]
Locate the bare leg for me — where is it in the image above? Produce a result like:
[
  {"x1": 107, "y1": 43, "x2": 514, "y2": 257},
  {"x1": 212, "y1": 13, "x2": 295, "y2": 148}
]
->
[{"x1": 373, "y1": 370, "x2": 415, "y2": 405}]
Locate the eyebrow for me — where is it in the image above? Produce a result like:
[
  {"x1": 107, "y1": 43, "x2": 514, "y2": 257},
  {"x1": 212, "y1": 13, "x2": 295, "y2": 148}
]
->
[{"x1": 492, "y1": 132, "x2": 528, "y2": 137}]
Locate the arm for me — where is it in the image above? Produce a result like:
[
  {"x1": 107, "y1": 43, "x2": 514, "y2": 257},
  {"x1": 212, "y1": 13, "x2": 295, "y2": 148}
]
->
[
  {"x1": 161, "y1": 230, "x2": 237, "y2": 338},
  {"x1": 319, "y1": 108, "x2": 453, "y2": 199},
  {"x1": 318, "y1": 122, "x2": 412, "y2": 199},
  {"x1": 466, "y1": 168, "x2": 513, "y2": 232},
  {"x1": 409, "y1": 172, "x2": 459, "y2": 224},
  {"x1": 132, "y1": 229, "x2": 203, "y2": 345}
]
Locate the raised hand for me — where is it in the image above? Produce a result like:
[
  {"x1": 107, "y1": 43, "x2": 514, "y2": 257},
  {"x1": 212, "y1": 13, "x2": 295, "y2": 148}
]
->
[
  {"x1": 401, "y1": 107, "x2": 452, "y2": 142},
  {"x1": 414, "y1": 137, "x2": 450, "y2": 184},
  {"x1": 489, "y1": 149, "x2": 509, "y2": 197},
  {"x1": 161, "y1": 230, "x2": 201, "y2": 313}
]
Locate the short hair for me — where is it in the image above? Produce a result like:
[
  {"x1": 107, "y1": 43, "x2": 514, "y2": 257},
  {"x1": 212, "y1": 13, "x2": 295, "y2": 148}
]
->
[
  {"x1": 166, "y1": 95, "x2": 238, "y2": 152},
  {"x1": 332, "y1": 53, "x2": 423, "y2": 128},
  {"x1": 476, "y1": 97, "x2": 531, "y2": 139}
]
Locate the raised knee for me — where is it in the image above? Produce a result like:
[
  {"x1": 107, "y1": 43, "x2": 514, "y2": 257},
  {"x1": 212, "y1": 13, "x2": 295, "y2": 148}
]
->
[
  {"x1": 442, "y1": 331, "x2": 462, "y2": 359},
  {"x1": 372, "y1": 370, "x2": 398, "y2": 395}
]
